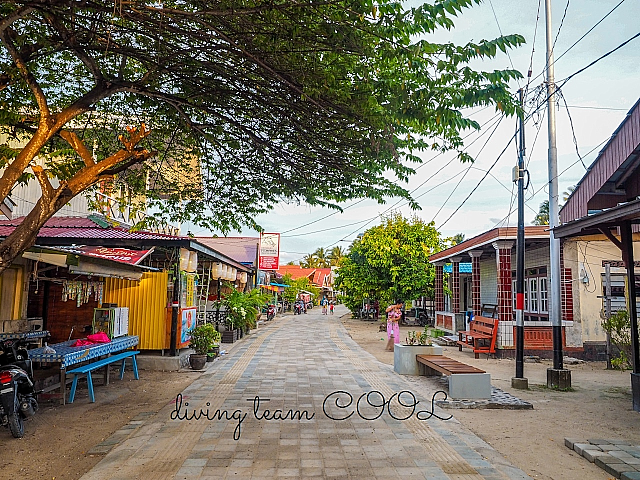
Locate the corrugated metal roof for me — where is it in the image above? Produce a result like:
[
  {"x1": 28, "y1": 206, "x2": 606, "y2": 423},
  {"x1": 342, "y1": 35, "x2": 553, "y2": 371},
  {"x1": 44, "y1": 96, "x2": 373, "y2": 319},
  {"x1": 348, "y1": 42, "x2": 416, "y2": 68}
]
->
[
  {"x1": 0, "y1": 216, "x2": 186, "y2": 241},
  {"x1": 429, "y1": 226, "x2": 549, "y2": 262},
  {"x1": 560, "y1": 98, "x2": 640, "y2": 223},
  {"x1": 0, "y1": 216, "x2": 99, "y2": 228}
]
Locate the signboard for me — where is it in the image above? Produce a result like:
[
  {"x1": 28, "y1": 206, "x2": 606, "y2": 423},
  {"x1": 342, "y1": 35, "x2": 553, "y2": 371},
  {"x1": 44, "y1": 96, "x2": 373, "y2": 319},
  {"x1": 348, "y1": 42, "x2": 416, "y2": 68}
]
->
[
  {"x1": 68, "y1": 246, "x2": 153, "y2": 265},
  {"x1": 181, "y1": 307, "x2": 196, "y2": 343},
  {"x1": 259, "y1": 233, "x2": 280, "y2": 270}
]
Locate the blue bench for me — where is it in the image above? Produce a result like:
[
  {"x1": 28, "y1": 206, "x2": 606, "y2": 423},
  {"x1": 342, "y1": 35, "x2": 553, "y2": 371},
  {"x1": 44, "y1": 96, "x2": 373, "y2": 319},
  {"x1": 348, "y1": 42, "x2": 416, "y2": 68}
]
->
[{"x1": 68, "y1": 350, "x2": 140, "y2": 403}]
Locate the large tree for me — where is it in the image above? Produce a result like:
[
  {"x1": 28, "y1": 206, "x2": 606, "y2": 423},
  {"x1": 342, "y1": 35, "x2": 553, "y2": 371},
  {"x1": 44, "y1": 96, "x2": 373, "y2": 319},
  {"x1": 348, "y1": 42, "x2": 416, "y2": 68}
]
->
[
  {"x1": 0, "y1": 0, "x2": 523, "y2": 272},
  {"x1": 336, "y1": 213, "x2": 446, "y2": 307}
]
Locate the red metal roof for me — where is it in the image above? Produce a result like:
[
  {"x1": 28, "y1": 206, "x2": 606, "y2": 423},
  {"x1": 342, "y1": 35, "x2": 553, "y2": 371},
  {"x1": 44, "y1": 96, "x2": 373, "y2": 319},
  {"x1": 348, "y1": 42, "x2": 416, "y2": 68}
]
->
[
  {"x1": 276, "y1": 265, "x2": 333, "y2": 287},
  {"x1": 0, "y1": 216, "x2": 186, "y2": 241},
  {"x1": 428, "y1": 226, "x2": 549, "y2": 262},
  {"x1": 0, "y1": 216, "x2": 99, "y2": 228},
  {"x1": 277, "y1": 265, "x2": 316, "y2": 281}
]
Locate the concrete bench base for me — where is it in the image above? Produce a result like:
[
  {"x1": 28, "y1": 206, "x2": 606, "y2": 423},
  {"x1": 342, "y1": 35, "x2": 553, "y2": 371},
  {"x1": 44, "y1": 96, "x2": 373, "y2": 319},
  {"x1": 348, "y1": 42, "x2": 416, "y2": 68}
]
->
[
  {"x1": 448, "y1": 373, "x2": 492, "y2": 400},
  {"x1": 393, "y1": 344, "x2": 443, "y2": 375}
]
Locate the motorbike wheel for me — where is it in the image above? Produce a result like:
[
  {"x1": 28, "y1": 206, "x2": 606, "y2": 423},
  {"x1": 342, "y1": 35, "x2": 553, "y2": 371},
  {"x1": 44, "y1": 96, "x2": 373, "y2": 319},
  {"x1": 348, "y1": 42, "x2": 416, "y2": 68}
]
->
[
  {"x1": 8, "y1": 412, "x2": 24, "y2": 438},
  {"x1": 418, "y1": 313, "x2": 432, "y2": 327}
]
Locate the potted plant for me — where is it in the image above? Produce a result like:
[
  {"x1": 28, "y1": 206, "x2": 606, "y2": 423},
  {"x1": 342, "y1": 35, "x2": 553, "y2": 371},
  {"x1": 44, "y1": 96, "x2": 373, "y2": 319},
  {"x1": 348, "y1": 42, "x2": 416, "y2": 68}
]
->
[
  {"x1": 188, "y1": 323, "x2": 219, "y2": 369},
  {"x1": 219, "y1": 287, "x2": 269, "y2": 342},
  {"x1": 206, "y1": 330, "x2": 222, "y2": 362}
]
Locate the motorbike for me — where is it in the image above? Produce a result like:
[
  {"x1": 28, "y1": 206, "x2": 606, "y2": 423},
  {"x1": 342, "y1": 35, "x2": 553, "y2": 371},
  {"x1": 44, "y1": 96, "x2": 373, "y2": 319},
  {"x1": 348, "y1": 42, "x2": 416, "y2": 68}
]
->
[
  {"x1": 266, "y1": 304, "x2": 276, "y2": 321},
  {"x1": 293, "y1": 301, "x2": 306, "y2": 315},
  {"x1": 0, "y1": 339, "x2": 38, "y2": 438}
]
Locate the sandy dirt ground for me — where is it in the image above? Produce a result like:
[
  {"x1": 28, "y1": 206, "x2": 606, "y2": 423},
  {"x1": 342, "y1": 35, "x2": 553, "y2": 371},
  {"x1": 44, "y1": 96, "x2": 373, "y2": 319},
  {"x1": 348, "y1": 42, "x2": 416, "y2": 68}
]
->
[
  {"x1": 3, "y1": 315, "x2": 640, "y2": 480},
  {"x1": 0, "y1": 368, "x2": 197, "y2": 480},
  {"x1": 341, "y1": 314, "x2": 640, "y2": 480}
]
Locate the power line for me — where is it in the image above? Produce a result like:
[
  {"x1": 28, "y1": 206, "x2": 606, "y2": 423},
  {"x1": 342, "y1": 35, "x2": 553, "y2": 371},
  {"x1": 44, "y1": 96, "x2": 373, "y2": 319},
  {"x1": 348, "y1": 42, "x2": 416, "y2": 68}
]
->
[
  {"x1": 565, "y1": 105, "x2": 628, "y2": 111},
  {"x1": 491, "y1": 136, "x2": 609, "y2": 229},
  {"x1": 558, "y1": 90, "x2": 587, "y2": 169},
  {"x1": 487, "y1": 0, "x2": 522, "y2": 89},
  {"x1": 530, "y1": 0, "x2": 628, "y2": 84},
  {"x1": 551, "y1": 0, "x2": 570, "y2": 56},
  {"x1": 437, "y1": 132, "x2": 517, "y2": 229},
  {"x1": 277, "y1": 111, "x2": 503, "y2": 237},
  {"x1": 558, "y1": 30, "x2": 640, "y2": 88},
  {"x1": 431, "y1": 116, "x2": 504, "y2": 223}
]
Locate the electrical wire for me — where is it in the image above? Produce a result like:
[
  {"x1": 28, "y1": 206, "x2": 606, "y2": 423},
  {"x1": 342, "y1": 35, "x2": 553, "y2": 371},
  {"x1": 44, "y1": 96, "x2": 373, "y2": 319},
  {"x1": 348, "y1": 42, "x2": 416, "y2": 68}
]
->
[
  {"x1": 551, "y1": 0, "x2": 570, "y2": 57},
  {"x1": 557, "y1": 30, "x2": 640, "y2": 89},
  {"x1": 437, "y1": 132, "x2": 517, "y2": 229},
  {"x1": 530, "y1": 0, "x2": 628, "y2": 85},
  {"x1": 487, "y1": 0, "x2": 521, "y2": 89},
  {"x1": 490, "y1": 136, "x2": 609, "y2": 229},
  {"x1": 431, "y1": 116, "x2": 504, "y2": 223},
  {"x1": 558, "y1": 90, "x2": 587, "y2": 170}
]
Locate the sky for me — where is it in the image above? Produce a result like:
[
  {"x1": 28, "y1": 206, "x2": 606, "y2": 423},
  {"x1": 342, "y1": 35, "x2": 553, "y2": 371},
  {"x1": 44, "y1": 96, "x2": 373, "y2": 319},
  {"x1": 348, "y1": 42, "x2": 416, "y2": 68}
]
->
[{"x1": 186, "y1": 0, "x2": 640, "y2": 265}]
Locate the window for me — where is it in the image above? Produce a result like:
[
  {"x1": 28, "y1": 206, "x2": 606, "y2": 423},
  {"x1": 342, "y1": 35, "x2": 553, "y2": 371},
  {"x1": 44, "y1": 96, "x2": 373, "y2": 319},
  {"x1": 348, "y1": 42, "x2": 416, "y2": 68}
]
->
[
  {"x1": 511, "y1": 266, "x2": 549, "y2": 319},
  {"x1": 529, "y1": 277, "x2": 538, "y2": 313},
  {"x1": 539, "y1": 277, "x2": 548, "y2": 313}
]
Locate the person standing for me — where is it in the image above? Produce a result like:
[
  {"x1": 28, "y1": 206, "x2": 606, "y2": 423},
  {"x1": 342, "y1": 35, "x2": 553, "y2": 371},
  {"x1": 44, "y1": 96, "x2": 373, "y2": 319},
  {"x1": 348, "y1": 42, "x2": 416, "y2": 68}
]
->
[
  {"x1": 329, "y1": 302, "x2": 334, "y2": 315},
  {"x1": 385, "y1": 301, "x2": 402, "y2": 351},
  {"x1": 321, "y1": 296, "x2": 328, "y2": 315}
]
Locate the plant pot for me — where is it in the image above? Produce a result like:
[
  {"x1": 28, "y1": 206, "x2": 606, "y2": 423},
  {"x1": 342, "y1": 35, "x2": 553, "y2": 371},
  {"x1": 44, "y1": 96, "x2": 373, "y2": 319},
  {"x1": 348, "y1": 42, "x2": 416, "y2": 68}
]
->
[
  {"x1": 222, "y1": 330, "x2": 238, "y2": 343},
  {"x1": 189, "y1": 354, "x2": 207, "y2": 370},
  {"x1": 206, "y1": 354, "x2": 216, "y2": 362}
]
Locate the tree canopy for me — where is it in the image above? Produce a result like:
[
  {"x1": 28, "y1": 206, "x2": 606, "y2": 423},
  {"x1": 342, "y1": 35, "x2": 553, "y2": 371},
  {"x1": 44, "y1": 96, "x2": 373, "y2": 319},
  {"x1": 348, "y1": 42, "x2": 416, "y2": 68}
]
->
[
  {"x1": 335, "y1": 213, "x2": 446, "y2": 307},
  {"x1": 0, "y1": 0, "x2": 523, "y2": 271}
]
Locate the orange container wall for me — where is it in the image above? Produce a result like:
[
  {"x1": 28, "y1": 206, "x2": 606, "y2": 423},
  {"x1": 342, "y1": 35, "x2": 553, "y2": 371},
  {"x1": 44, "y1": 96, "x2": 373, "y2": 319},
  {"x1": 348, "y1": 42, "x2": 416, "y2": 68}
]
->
[{"x1": 104, "y1": 271, "x2": 168, "y2": 350}]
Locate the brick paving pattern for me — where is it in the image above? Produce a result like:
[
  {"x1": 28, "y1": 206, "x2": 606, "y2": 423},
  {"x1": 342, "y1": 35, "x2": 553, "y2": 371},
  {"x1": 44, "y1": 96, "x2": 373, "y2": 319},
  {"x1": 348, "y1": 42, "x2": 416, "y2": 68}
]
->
[
  {"x1": 81, "y1": 306, "x2": 532, "y2": 479},
  {"x1": 565, "y1": 438, "x2": 640, "y2": 479}
]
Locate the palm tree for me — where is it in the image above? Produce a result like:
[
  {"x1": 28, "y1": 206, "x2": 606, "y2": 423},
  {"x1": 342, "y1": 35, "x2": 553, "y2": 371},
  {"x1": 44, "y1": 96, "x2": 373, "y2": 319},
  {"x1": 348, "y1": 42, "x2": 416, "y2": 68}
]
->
[
  {"x1": 313, "y1": 247, "x2": 330, "y2": 268},
  {"x1": 452, "y1": 233, "x2": 465, "y2": 245},
  {"x1": 562, "y1": 185, "x2": 576, "y2": 204},
  {"x1": 533, "y1": 200, "x2": 549, "y2": 226},
  {"x1": 329, "y1": 246, "x2": 345, "y2": 266},
  {"x1": 300, "y1": 254, "x2": 319, "y2": 268}
]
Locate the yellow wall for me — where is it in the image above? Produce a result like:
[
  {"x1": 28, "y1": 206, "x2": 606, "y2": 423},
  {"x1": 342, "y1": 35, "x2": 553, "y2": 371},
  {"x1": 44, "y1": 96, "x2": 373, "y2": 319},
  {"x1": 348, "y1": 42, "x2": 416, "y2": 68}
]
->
[
  {"x1": 0, "y1": 267, "x2": 23, "y2": 321},
  {"x1": 104, "y1": 271, "x2": 168, "y2": 350}
]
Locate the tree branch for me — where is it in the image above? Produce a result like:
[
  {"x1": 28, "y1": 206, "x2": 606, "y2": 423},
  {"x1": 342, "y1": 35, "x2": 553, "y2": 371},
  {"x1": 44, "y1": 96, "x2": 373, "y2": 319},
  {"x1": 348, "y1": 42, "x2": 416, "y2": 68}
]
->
[
  {"x1": 0, "y1": 6, "x2": 33, "y2": 33},
  {"x1": 43, "y1": 12, "x2": 104, "y2": 82},
  {"x1": 101, "y1": 151, "x2": 156, "y2": 177},
  {"x1": 31, "y1": 165, "x2": 54, "y2": 201},
  {"x1": 59, "y1": 130, "x2": 95, "y2": 167},
  {"x1": 0, "y1": 27, "x2": 50, "y2": 120}
]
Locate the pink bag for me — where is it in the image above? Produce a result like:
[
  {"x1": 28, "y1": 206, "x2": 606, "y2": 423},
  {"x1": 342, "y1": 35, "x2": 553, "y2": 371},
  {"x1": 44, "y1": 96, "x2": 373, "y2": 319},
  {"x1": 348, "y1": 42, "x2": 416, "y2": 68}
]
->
[{"x1": 87, "y1": 332, "x2": 111, "y2": 343}]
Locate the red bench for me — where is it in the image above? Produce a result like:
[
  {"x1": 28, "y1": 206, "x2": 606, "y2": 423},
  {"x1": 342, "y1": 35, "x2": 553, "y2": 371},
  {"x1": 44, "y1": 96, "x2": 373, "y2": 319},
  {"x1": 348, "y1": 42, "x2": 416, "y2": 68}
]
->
[{"x1": 457, "y1": 316, "x2": 499, "y2": 358}]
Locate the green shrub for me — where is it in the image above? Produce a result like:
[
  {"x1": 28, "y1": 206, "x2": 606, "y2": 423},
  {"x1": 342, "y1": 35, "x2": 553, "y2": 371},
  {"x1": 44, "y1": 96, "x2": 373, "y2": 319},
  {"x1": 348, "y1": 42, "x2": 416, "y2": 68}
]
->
[
  {"x1": 602, "y1": 309, "x2": 632, "y2": 370},
  {"x1": 189, "y1": 323, "x2": 220, "y2": 355}
]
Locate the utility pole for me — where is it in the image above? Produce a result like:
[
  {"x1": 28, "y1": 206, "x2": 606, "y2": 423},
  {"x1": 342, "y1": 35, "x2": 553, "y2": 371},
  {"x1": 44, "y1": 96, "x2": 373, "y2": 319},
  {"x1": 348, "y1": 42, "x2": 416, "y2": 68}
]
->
[
  {"x1": 545, "y1": 0, "x2": 571, "y2": 388},
  {"x1": 512, "y1": 89, "x2": 528, "y2": 389}
]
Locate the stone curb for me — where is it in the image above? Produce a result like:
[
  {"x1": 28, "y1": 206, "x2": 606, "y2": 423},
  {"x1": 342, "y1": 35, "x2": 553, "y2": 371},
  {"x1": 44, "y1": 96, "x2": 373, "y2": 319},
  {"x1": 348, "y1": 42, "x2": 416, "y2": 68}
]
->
[{"x1": 566, "y1": 438, "x2": 640, "y2": 479}]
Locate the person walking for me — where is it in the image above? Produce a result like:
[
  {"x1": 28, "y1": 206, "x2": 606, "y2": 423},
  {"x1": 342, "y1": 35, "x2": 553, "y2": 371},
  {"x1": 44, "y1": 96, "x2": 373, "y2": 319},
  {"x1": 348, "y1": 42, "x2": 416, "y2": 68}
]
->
[
  {"x1": 385, "y1": 301, "x2": 402, "y2": 351},
  {"x1": 329, "y1": 302, "x2": 334, "y2": 315},
  {"x1": 321, "y1": 296, "x2": 328, "y2": 315}
]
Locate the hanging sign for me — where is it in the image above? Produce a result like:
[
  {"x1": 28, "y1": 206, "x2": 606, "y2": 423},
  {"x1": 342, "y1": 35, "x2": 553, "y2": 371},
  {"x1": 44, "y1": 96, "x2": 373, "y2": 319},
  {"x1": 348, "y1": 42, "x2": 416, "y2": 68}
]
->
[
  {"x1": 258, "y1": 233, "x2": 280, "y2": 270},
  {"x1": 72, "y1": 246, "x2": 153, "y2": 265}
]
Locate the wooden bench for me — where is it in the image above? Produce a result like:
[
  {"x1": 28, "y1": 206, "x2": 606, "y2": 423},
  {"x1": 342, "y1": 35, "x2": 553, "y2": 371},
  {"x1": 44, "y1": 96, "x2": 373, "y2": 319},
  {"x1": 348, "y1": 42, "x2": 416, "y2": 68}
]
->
[
  {"x1": 457, "y1": 316, "x2": 499, "y2": 358},
  {"x1": 416, "y1": 355, "x2": 491, "y2": 399},
  {"x1": 68, "y1": 351, "x2": 140, "y2": 403}
]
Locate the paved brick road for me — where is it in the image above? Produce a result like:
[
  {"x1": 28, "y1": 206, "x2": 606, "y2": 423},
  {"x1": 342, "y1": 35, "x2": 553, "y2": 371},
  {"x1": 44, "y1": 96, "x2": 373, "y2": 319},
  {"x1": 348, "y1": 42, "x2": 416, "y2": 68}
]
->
[{"x1": 81, "y1": 306, "x2": 532, "y2": 480}]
